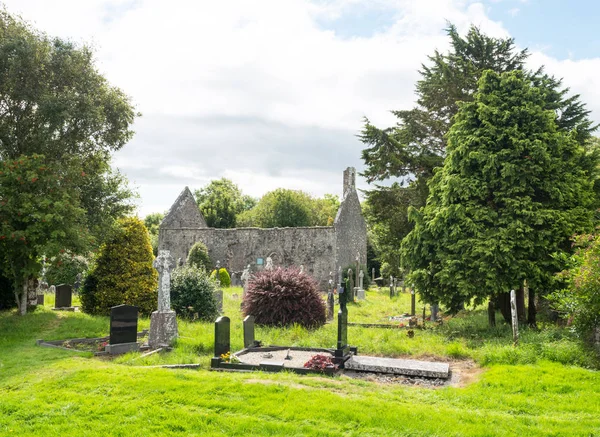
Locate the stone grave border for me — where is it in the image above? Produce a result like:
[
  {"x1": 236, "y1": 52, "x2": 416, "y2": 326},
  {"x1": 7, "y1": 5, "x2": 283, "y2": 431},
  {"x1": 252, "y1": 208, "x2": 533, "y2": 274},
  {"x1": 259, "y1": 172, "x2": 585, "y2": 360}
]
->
[
  {"x1": 210, "y1": 314, "x2": 357, "y2": 376},
  {"x1": 212, "y1": 346, "x2": 344, "y2": 376},
  {"x1": 36, "y1": 330, "x2": 149, "y2": 356}
]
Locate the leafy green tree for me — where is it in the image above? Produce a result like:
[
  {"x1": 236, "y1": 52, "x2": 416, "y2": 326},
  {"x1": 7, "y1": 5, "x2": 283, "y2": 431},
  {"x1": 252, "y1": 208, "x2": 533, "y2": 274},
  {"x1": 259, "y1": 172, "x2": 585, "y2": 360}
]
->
[
  {"x1": 144, "y1": 212, "x2": 164, "y2": 255},
  {"x1": 81, "y1": 217, "x2": 157, "y2": 316},
  {"x1": 359, "y1": 25, "x2": 597, "y2": 276},
  {"x1": 402, "y1": 70, "x2": 597, "y2": 326},
  {"x1": 0, "y1": 10, "x2": 137, "y2": 251},
  {"x1": 194, "y1": 178, "x2": 255, "y2": 228},
  {"x1": 311, "y1": 194, "x2": 340, "y2": 226},
  {"x1": 237, "y1": 189, "x2": 314, "y2": 228},
  {"x1": 550, "y1": 234, "x2": 600, "y2": 340},
  {"x1": 0, "y1": 155, "x2": 89, "y2": 314}
]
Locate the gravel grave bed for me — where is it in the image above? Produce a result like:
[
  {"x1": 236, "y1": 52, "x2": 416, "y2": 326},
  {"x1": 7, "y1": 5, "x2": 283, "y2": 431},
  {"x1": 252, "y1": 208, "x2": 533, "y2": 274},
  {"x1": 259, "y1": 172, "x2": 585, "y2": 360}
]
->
[{"x1": 236, "y1": 349, "x2": 333, "y2": 368}]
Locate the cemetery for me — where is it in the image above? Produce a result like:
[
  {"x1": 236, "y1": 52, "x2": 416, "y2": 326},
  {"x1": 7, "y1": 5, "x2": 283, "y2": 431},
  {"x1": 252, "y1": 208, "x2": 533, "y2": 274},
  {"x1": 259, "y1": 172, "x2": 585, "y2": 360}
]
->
[{"x1": 2, "y1": 5, "x2": 600, "y2": 436}]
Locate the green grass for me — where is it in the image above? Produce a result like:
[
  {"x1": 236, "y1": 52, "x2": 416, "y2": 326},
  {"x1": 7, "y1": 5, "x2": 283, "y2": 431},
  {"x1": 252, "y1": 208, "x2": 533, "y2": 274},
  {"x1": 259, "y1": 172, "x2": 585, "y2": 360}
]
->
[{"x1": 1, "y1": 287, "x2": 599, "y2": 436}]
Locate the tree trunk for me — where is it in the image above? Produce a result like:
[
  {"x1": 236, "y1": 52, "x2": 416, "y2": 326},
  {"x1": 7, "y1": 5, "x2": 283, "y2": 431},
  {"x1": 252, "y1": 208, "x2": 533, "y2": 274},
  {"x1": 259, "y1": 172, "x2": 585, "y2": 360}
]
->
[
  {"x1": 488, "y1": 300, "x2": 496, "y2": 327},
  {"x1": 19, "y1": 281, "x2": 27, "y2": 315},
  {"x1": 517, "y1": 286, "x2": 526, "y2": 322},
  {"x1": 496, "y1": 292, "x2": 511, "y2": 323},
  {"x1": 528, "y1": 287, "x2": 536, "y2": 328}
]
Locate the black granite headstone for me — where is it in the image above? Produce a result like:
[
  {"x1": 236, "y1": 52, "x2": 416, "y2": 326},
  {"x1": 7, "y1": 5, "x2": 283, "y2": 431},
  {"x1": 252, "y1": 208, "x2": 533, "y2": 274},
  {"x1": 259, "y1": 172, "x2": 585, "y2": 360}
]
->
[
  {"x1": 55, "y1": 284, "x2": 72, "y2": 308},
  {"x1": 336, "y1": 307, "x2": 348, "y2": 353},
  {"x1": 37, "y1": 294, "x2": 45, "y2": 305},
  {"x1": 243, "y1": 315, "x2": 255, "y2": 348},
  {"x1": 110, "y1": 305, "x2": 138, "y2": 345},
  {"x1": 214, "y1": 316, "x2": 230, "y2": 358}
]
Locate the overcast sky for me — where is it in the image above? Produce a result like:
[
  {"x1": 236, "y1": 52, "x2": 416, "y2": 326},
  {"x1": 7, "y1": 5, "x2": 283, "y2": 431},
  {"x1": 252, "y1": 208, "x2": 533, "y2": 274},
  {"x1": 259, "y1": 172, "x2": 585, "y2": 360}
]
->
[{"x1": 4, "y1": 0, "x2": 600, "y2": 216}]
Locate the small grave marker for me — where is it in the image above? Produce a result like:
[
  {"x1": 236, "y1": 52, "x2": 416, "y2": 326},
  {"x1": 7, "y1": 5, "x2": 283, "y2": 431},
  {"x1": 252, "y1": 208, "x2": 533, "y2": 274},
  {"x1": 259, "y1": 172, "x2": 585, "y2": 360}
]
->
[
  {"x1": 214, "y1": 316, "x2": 231, "y2": 358},
  {"x1": 54, "y1": 284, "x2": 72, "y2": 308},
  {"x1": 106, "y1": 304, "x2": 140, "y2": 355},
  {"x1": 243, "y1": 315, "x2": 255, "y2": 348}
]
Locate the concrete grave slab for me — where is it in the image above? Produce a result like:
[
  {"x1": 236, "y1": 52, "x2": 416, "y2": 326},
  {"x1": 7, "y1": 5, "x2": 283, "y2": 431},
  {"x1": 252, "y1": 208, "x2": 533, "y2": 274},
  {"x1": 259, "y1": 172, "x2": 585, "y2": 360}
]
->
[{"x1": 344, "y1": 356, "x2": 450, "y2": 379}]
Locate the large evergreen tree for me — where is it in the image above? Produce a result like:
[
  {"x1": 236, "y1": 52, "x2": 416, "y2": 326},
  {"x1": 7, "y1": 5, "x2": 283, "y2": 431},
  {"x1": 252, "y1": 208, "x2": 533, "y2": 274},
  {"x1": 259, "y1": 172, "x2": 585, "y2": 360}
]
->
[
  {"x1": 360, "y1": 25, "x2": 597, "y2": 274},
  {"x1": 402, "y1": 70, "x2": 597, "y2": 326}
]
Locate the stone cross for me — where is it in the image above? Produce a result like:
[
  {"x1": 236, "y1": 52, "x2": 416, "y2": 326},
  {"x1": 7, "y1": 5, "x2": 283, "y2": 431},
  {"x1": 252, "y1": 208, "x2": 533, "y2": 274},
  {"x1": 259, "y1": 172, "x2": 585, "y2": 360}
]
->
[
  {"x1": 347, "y1": 268, "x2": 354, "y2": 299},
  {"x1": 359, "y1": 270, "x2": 364, "y2": 290},
  {"x1": 327, "y1": 290, "x2": 335, "y2": 321},
  {"x1": 153, "y1": 250, "x2": 176, "y2": 311},
  {"x1": 213, "y1": 260, "x2": 220, "y2": 284},
  {"x1": 241, "y1": 264, "x2": 251, "y2": 298}
]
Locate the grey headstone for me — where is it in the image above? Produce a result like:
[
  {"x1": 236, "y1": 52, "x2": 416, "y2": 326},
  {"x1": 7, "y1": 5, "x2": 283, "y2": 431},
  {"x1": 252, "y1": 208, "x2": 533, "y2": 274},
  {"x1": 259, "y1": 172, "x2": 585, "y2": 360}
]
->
[
  {"x1": 55, "y1": 284, "x2": 72, "y2": 308},
  {"x1": 215, "y1": 289, "x2": 223, "y2": 314},
  {"x1": 357, "y1": 287, "x2": 365, "y2": 300},
  {"x1": 153, "y1": 250, "x2": 176, "y2": 312},
  {"x1": 243, "y1": 315, "x2": 255, "y2": 348},
  {"x1": 110, "y1": 305, "x2": 138, "y2": 345},
  {"x1": 344, "y1": 356, "x2": 450, "y2": 379},
  {"x1": 214, "y1": 316, "x2": 230, "y2": 358},
  {"x1": 36, "y1": 294, "x2": 45, "y2": 305},
  {"x1": 327, "y1": 291, "x2": 335, "y2": 321}
]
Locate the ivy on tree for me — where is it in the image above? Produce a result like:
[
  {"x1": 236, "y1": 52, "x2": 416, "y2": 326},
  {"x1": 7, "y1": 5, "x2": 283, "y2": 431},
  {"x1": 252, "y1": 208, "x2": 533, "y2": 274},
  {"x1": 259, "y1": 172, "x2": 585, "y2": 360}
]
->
[{"x1": 402, "y1": 70, "x2": 597, "y2": 326}]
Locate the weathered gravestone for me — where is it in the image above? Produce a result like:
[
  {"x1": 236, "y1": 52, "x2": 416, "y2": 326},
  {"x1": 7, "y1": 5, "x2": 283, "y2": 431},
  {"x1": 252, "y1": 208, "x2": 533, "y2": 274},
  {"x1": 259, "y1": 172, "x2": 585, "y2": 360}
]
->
[
  {"x1": 241, "y1": 264, "x2": 251, "y2": 299},
  {"x1": 215, "y1": 289, "x2": 223, "y2": 314},
  {"x1": 327, "y1": 291, "x2": 335, "y2": 321},
  {"x1": 106, "y1": 305, "x2": 140, "y2": 355},
  {"x1": 36, "y1": 293, "x2": 45, "y2": 305},
  {"x1": 389, "y1": 276, "x2": 394, "y2": 298},
  {"x1": 411, "y1": 288, "x2": 416, "y2": 316},
  {"x1": 74, "y1": 273, "x2": 82, "y2": 294},
  {"x1": 357, "y1": 270, "x2": 365, "y2": 300},
  {"x1": 54, "y1": 284, "x2": 72, "y2": 309},
  {"x1": 243, "y1": 315, "x2": 255, "y2": 348},
  {"x1": 214, "y1": 316, "x2": 230, "y2": 358},
  {"x1": 148, "y1": 250, "x2": 178, "y2": 348}
]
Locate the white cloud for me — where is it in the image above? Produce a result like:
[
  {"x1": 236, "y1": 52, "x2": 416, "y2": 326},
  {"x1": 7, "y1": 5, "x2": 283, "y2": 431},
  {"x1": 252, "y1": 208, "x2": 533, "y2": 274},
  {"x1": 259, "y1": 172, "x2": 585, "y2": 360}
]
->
[{"x1": 5, "y1": 0, "x2": 599, "y2": 217}]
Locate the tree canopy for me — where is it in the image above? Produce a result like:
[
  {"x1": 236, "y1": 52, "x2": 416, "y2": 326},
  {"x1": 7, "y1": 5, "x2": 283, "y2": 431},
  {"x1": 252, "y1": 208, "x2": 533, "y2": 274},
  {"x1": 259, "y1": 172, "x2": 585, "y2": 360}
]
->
[
  {"x1": 402, "y1": 70, "x2": 597, "y2": 317},
  {"x1": 194, "y1": 178, "x2": 256, "y2": 228},
  {"x1": 360, "y1": 24, "x2": 598, "y2": 277},
  {"x1": 0, "y1": 10, "x2": 137, "y2": 313}
]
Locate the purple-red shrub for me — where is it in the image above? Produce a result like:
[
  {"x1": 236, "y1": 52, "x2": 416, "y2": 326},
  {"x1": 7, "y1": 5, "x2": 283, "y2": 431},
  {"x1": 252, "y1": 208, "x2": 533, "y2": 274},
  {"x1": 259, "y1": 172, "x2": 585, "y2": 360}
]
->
[{"x1": 242, "y1": 267, "x2": 326, "y2": 328}]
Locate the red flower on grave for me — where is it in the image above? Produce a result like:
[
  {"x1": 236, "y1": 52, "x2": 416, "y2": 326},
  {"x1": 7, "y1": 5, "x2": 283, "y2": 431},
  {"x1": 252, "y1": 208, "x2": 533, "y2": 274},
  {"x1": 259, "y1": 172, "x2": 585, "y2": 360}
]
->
[
  {"x1": 31, "y1": 177, "x2": 38, "y2": 183},
  {"x1": 81, "y1": 171, "x2": 86, "y2": 177}
]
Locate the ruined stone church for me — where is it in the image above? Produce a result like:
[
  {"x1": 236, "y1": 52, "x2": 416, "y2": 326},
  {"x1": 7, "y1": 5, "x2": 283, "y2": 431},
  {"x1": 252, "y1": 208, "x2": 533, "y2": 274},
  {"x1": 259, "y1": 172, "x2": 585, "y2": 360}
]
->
[{"x1": 158, "y1": 167, "x2": 367, "y2": 287}]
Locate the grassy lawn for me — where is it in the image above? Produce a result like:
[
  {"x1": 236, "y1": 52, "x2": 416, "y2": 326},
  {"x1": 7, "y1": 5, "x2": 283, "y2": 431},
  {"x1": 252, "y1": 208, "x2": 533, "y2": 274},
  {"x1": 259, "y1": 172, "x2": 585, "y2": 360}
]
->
[{"x1": 1, "y1": 287, "x2": 599, "y2": 436}]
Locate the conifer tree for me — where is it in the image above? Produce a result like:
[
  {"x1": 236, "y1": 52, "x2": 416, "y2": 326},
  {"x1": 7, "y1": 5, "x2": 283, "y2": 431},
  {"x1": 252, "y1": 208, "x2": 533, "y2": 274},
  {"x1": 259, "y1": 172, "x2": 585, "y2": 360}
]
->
[{"x1": 402, "y1": 70, "x2": 597, "y2": 326}]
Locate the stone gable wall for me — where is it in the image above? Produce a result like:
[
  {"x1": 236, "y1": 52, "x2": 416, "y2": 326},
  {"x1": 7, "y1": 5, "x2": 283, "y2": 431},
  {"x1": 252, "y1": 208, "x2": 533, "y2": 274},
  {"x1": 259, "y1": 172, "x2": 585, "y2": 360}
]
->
[{"x1": 158, "y1": 168, "x2": 367, "y2": 289}]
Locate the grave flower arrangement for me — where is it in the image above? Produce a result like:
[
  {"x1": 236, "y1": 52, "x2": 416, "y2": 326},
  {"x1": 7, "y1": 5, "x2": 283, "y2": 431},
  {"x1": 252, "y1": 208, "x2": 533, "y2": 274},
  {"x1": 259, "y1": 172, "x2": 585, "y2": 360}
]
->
[
  {"x1": 220, "y1": 351, "x2": 240, "y2": 364},
  {"x1": 303, "y1": 354, "x2": 337, "y2": 372}
]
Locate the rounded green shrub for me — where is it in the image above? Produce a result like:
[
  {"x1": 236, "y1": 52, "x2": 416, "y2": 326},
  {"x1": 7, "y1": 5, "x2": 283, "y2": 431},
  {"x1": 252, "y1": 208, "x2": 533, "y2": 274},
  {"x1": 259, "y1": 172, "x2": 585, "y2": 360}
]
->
[
  {"x1": 81, "y1": 217, "x2": 158, "y2": 316},
  {"x1": 171, "y1": 265, "x2": 219, "y2": 320},
  {"x1": 242, "y1": 267, "x2": 326, "y2": 328},
  {"x1": 210, "y1": 268, "x2": 231, "y2": 287},
  {"x1": 187, "y1": 241, "x2": 211, "y2": 271},
  {"x1": 45, "y1": 253, "x2": 88, "y2": 287}
]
